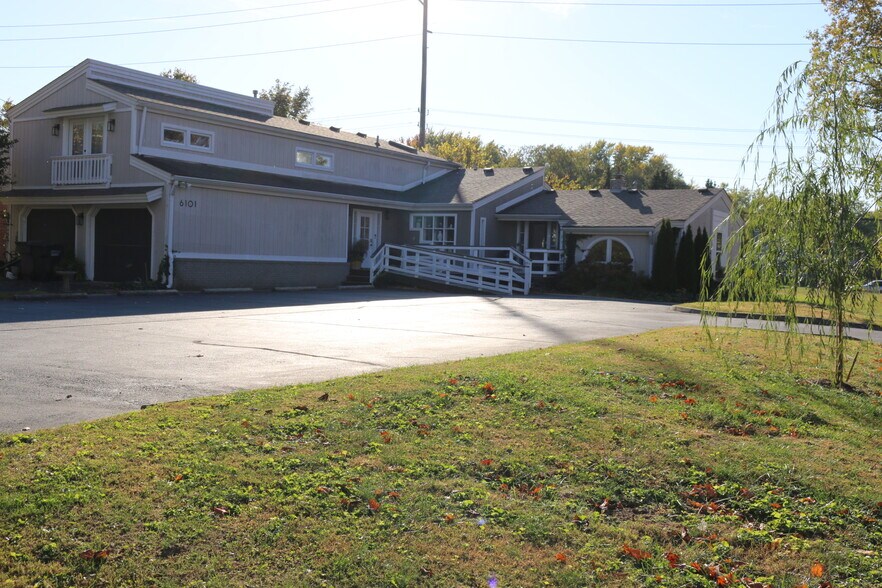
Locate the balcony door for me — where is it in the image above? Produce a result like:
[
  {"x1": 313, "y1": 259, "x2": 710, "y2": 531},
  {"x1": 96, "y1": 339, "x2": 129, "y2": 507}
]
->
[{"x1": 67, "y1": 117, "x2": 105, "y2": 156}]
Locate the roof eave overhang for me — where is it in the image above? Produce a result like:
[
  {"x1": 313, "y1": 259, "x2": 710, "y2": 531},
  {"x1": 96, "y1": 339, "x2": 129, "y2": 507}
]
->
[
  {"x1": 561, "y1": 226, "x2": 654, "y2": 235},
  {"x1": 0, "y1": 187, "x2": 163, "y2": 206}
]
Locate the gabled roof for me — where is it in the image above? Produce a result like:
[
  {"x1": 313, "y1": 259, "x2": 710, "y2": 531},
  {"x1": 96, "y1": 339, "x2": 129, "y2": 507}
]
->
[
  {"x1": 499, "y1": 188, "x2": 727, "y2": 228},
  {"x1": 135, "y1": 156, "x2": 543, "y2": 207}
]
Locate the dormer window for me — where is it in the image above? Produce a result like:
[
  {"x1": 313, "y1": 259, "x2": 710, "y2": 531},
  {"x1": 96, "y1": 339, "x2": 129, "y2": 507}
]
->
[
  {"x1": 295, "y1": 148, "x2": 334, "y2": 171},
  {"x1": 161, "y1": 124, "x2": 214, "y2": 152}
]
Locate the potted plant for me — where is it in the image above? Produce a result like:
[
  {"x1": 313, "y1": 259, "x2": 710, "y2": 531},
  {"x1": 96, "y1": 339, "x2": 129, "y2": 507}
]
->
[{"x1": 349, "y1": 239, "x2": 369, "y2": 269}]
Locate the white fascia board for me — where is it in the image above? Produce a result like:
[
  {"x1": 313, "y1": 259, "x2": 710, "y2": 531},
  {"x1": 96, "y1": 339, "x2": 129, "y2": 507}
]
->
[
  {"x1": 494, "y1": 185, "x2": 547, "y2": 213},
  {"x1": 174, "y1": 176, "x2": 469, "y2": 212},
  {"x1": 42, "y1": 102, "x2": 119, "y2": 118},
  {"x1": 495, "y1": 214, "x2": 562, "y2": 222},
  {"x1": 470, "y1": 173, "x2": 545, "y2": 211},
  {"x1": 6, "y1": 59, "x2": 93, "y2": 120},
  {"x1": 683, "y1": 191, "x2": 729, "y2": 228},
  {"x1": 129, "y1": 155, "x2": 173, "y2": 182},
  {"x1": 85, "y1": 60, "x2": 274, "y2": 117},
  {"x1": 1, "y1": 194, "x2": 157, "y2": 206},
  {"x1": 84, "y1": 79, "x2": 137, "y2": 107},
  {"x1": 139, "y1": 100, "x2": 459, "y2": 171},
  {"x1": 175, "y1": 252, "x2": 347, "y2": 264},
  {"x1": 561, "y1": 226, "x2": 654, "y2": 235},
  {"x1": 137, "y1": 145, "x2": 444, "y2": 194}
]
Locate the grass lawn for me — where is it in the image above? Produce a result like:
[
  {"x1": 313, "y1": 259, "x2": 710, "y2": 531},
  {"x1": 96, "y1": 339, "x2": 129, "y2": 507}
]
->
[
  {"x1": 1, "y1": 328, "x2": 881, "y2": 587},
  {"x1": 680, "y1": 289, "x2": 882, "y2": 328}
]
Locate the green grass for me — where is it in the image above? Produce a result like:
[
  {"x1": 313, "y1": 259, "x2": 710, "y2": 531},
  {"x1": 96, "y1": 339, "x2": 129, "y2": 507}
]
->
[
  {"x1": 1, "y1": 328, "x2": 881, "y2": 587},
  {"x1": 681, "y1": 288, "x2": 882, "y2": 328}
]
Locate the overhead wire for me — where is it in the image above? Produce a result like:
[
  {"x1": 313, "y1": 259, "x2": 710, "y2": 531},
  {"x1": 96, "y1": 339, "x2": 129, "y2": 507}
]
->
[
  {"x1": 434, "y1": 31, "x2": 810, "y2": 46},
  {"x1": 0, "y1": 0, "x2": 408, "y2": 43}
]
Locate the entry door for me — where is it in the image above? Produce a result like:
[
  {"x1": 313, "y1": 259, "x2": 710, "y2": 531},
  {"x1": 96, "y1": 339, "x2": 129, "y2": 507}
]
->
[
  {"x1": 352, "y1": 210, "x2": 382, "y2": 264},
  {"x1": 94, "y1": 209, "x2": 152, "y2": 282}
]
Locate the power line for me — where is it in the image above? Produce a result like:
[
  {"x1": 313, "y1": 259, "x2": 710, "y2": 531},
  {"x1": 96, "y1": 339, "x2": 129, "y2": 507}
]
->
[
  {"x1": 435, "y1": 31, "x2": 810, "y2": 46},
  {"x1": 430, "y1": 120, "x2": 771, "y2": 148},
  {"x1": 452, "y1": 0, "x2": 819, "y2": 6},
  {"x1": 0, "y1": 35, "x2": 419, "y2": 69},
  {"x1": 0, "y1": 0, "x2": 407, "y2": 43},
  {"x1": 318, "y1": 108, "x2": 414, "y2": 121},
  {"x1": 0, "y1": 0, "x2": 338, "y2": 29},
  {"x1": 433, "y1": 108, "x2": 763, "y2": 133}
]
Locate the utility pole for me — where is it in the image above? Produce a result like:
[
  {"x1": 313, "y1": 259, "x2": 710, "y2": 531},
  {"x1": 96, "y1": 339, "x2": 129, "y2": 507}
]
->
[{"x1": 418, "y1": 0, "x2": 428, "y2": 149}]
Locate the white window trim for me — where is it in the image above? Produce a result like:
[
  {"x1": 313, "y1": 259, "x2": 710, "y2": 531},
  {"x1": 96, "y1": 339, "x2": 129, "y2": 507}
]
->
[
  {"x1": 410, "y1": 213, "x2": 457, "y2": 246},
  {"x1": 580, "y1": 237, "x2": 634, "y2": 264},
  {"x1": 161, "y1": 123, "x2": 215, "y2": 153},
  {"x1": 295, "y1": 148, "x2": 335, "y2": 171}
]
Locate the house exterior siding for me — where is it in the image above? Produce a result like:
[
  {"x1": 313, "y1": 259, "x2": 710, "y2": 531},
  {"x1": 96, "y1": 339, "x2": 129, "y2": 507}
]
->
[
  {"x1": 173, "y1": 259, "x2": 348, "y2": 289},
  {"x1": 173, "y1": 186, "x2": 348, "y2": 261}
]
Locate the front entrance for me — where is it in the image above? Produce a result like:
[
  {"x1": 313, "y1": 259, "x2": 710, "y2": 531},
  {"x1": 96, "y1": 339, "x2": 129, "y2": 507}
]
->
[
  {"x1": 94, "y1": 209, "x2": 152, "y2": 282},
  {"x1": 352, "y1": 209, "x2": 382, "y2": 268}
]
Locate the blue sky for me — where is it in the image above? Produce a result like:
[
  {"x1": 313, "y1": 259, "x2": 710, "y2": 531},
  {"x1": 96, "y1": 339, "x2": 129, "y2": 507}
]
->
[{"x1": 2, "y1": 0, "x2": 830, "y2": 187}]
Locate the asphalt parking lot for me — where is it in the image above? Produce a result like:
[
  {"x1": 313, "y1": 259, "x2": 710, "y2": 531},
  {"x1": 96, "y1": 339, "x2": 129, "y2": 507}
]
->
[
  {"x1": 2, "y1": 289, "x2": 878, "y2": 433},
  {"x1": 0, "y1": 289, "x2": 709, "y2": 432}
]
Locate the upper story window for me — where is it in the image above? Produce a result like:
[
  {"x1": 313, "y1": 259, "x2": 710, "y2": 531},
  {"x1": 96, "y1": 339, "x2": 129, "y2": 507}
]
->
[
  {"x1": 411, "y1": 214, "x2": 456, "y2": 246},
  {"x1": 161, "y1": 124, "x2": 214, "y2": 152},
  {"x1": 296, "y1": 148, "x2": 334, "y2": 171},
  {"x1": 67, "y1": 117, "x2": 105, "y2": 156}
]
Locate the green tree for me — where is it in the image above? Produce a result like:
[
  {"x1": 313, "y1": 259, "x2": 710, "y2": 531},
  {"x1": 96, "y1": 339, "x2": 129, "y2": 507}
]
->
[
  {"x1": 0, "y1": 100, "x2": 14, "y2": 186},
  {"x1": 652, "y1": 219, "x2": 677, "y2": 292},
  {"x1": 418, "y1": 129, "x2": 517, "y2": 168},
  {"x1": 676, "y1": 226, "x2": 697, "y2": 294},
  {"x1": 713, "y1": 0, "x2": 881, "y2": 386},
  {"x1": 260, "y1": 80, "x2": 312, "y2": 119},
  {"x1": 160, "y1": 68, "x2": 198, "y2": 83}
]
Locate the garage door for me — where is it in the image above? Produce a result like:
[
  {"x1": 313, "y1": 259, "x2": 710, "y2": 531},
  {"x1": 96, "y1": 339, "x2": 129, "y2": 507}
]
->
[
  {"x1": 26, "y1": 209, "x2": 75, "y2": 258},
  {"x1": 94, "y1": 209, "x2": 152, "y2": 282}
]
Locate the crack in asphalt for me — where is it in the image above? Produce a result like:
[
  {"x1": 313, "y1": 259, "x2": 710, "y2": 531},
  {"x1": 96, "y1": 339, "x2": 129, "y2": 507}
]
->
[{"x1": 192, "y1": 340, "x2": 389, "y2": 367}]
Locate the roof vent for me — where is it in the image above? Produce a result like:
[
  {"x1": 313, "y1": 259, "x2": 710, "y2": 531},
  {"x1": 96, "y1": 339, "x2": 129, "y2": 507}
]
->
[
  {"x1": 589, "y1": 189, "x2": 602, "y2": 196},
  {"x1": 356, "y1": 132, "x2": 367, "y2": 138},
  {"x1": 329, "y1": 126, "x2": 341, "y2": 132},
  {"x1": 522, "y1": 166, "x2": 533, "y2": 174},
  {"x1": 298, "y1": 118, "x2": 310, "y2": 126},
  {"x1": 252, "y1": 90, "x2": 258, "y2": 98},
  {"x1": 375, "y1": 135, "x2": 381, "y2": 147},
  {"x1": 483, "y1": 167, "x2": 494, "y2": 176},
  {"x1": 388, "y1": 140, "x2": 417, "y2": 154}
]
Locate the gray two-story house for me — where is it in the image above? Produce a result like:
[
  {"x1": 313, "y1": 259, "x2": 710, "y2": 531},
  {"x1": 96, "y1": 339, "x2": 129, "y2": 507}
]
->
[{"x1": 1, "y1": 59, "x2": 735, "y2": 294}]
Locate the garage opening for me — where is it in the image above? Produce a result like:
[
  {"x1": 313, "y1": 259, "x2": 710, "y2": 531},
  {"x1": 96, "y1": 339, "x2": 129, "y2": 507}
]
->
[
  {"x1": 94, "y1": 208, "x2": 152, "y2": 282},
  {"x1": 26, "y1": 209, "x2": 76, "y2": 257}
]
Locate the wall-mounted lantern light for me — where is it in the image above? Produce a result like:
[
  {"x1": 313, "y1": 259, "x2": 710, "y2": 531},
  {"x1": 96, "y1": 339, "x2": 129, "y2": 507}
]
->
[
  {"x1": 107, "y1": 119, "x2": 115, "y2": 132},
  {"x1": 76, "y1": 213, "x2": 85, "y2": 226},
  {"x1": 51, "y1": 124, "x2": 60, "y2": 136},
  {"x1": 0, "y1": 209, "x2": 9, "y2": 224}
]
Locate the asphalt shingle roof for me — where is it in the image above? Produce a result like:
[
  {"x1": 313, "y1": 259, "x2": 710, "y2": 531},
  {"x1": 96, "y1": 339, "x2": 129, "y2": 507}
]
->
[
  {"x1": 135, "y1": 156, "x2": 542, "y2": 206},
  {"x1": 94, "y1": 80, "x2": 449, "y2": 162},
  {"x1": 500, "y1": 188, "x2": 726, "y2": 228}
]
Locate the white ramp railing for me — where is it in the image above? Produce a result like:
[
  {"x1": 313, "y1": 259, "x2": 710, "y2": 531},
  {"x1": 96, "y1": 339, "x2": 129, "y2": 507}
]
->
[
  {"x1": 369, "y1": 244, "x2": 531, "y2": 295},
  {"x1": 526, "y1": 249, "x2": 564, "y2": 277}
]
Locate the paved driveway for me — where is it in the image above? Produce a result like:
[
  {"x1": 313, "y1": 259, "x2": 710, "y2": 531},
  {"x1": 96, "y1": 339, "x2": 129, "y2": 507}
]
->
[
  {"x1": 2, "y1": 289, "x2": 877, "y2": 433},
  {"x1": 0, "y1": 289, "x2": 706, "y2": 432}
]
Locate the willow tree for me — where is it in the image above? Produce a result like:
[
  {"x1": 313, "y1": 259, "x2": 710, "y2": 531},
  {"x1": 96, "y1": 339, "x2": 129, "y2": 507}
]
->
[{"x1": 710, "y1": 1, "x2": 881, "y2": 386}]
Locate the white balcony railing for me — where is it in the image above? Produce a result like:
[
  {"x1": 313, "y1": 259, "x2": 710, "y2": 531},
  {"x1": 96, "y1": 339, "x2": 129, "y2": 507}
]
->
[{"x1": 51, "y1": 154, "x2": 112, "y2": 186}]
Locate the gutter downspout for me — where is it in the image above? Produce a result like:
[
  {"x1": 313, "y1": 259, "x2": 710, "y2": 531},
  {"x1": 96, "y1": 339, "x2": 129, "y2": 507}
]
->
[
  {"x1": 166, "y1": 180, "x2": 175, "y2": 288},
  {"x1": 421, "y1": 160, "x2": 429, "y2": 184},
  {"x1": 138, "y1": 106, "x2": 148, "y2": 155}
]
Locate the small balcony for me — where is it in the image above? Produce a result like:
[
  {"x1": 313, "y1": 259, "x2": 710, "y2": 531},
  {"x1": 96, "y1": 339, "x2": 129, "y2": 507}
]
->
[{"x1": 51, "y1": 154, "x2": 112, "y2": 186}]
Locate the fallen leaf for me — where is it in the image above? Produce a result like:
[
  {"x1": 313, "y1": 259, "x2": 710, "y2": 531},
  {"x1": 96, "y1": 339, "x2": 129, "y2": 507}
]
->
[
  {"x1": 555, "y1": 552, "x2": 567, "y2": 563},
  {"x1": 810, "y1": 562, "x2": 824, "y2": 577},
  {"x1": 443, "y1": 512, "x2": 455, "y2": 523},
  {"x1": 665, "y1": 552, "x2": 680, "y2": 568},
  {"x1": 480, "y1": 459, "x2": 494, "y2": 466},
  {"x1": 622, "y1": 544, "x2": 652, "y2": 560},
  {"x1": 318, "y1": 392, "x2": 329, "y2": 401},
  {"x1": 368, "y1": 498, "x2": 381, "y2": 512},
  {"x1": 212, "y1": 506, "x2": 228, "y2": 515}
]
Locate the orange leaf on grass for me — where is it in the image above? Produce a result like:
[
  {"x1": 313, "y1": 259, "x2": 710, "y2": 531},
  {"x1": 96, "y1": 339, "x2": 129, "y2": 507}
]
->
[
  {"x1": 480, "y1": 459, "x2": 494, "y2": 466},
  {"x1": 482, "y1": 382, "x2": 496, "y2": 392},
  {"x1": 665, "y1": 552, "x2": 680, "y2": 568},
  {"x1": 649, "y1": 395, "x2": 659, "y2": 402},
  {"x1": 380, "y1": 430, "x2": 392, "y2": 444},
  {"x1": 810, "y1": 562, "x2": 825, "y2": 577},
  {"x1": 622, "y1": 544, "x2": 652, "y2": 560},
  {"x1": 368, "y1": 498, "x2": 381, "y2": 512},
  {"x1": 443, "y1": 512, "x2": 455, "y2": 523},
  {"x1": 555, "y1": 552, "x2": 568, "y2": 563}
]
